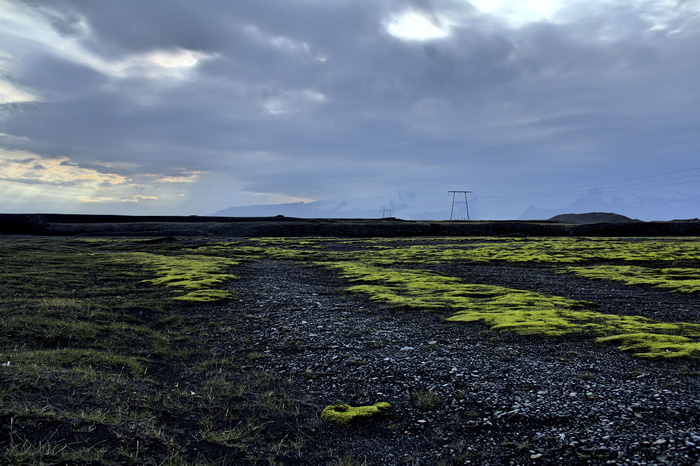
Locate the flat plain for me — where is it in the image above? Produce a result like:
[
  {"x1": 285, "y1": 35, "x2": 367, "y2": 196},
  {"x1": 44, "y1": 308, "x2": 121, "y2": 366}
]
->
[{"x1": 1, "y1": 235, "x2": 699, "y2": 465}]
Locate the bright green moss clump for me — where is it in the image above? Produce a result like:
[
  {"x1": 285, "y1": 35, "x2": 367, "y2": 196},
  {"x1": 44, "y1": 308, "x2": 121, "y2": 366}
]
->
[
  {"x1": 320, "y1": 402, "x2": 391, "y2": 426},
  {"x1": 596, "y1": 333, "x2": 700, "y2": 359},
  {"x1": 110, "y1": 252, "x2": 238, "y2": 302}
]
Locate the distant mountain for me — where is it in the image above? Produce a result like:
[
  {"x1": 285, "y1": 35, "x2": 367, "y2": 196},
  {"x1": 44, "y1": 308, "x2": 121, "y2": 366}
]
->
[
  {"x1": 212, "y1": 201, "x2": 385, "y2": 219},
  {"x1": 212, "y1": 192, "x2": 457, "y2": 220}
]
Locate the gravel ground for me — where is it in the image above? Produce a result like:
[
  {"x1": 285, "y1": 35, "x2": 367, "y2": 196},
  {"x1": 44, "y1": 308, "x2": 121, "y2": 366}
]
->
[{"x1": 215, "y1": 260, "x2": 700, "y2": 465}]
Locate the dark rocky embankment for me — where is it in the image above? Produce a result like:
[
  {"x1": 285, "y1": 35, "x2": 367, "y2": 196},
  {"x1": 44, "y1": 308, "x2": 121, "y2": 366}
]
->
[{"x1": 1, "y1": 213, "x2": 699, "y2": 237}]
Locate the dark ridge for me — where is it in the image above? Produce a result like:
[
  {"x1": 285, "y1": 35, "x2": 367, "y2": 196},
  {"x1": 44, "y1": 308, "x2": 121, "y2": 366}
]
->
[{"x1": 1, "y1": 213, "x2": 699, "y2": 237}]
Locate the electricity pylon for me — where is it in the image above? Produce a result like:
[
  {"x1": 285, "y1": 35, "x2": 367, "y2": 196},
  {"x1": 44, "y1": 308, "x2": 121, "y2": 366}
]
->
[{"x1": 448, "y1": 190, "x2": 471, "y2": 220}]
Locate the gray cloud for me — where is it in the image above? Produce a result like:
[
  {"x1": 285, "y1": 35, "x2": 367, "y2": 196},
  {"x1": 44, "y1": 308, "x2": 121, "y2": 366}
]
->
[{"x1": 1, "y1": 0, "x2": 699, "y2": 218}]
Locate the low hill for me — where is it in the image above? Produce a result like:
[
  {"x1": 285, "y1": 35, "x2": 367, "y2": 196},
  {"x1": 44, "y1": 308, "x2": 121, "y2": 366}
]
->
[{"x1": 549, "y1": 212, "x2": 641, "y2": 224}]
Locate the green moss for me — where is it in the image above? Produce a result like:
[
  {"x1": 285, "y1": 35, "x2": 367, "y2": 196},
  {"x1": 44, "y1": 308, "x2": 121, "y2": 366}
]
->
[
  {"x1": 562, "y1": 265, "x2": 700, "y2": 294},
  {"x1": 173, "y1": 289, "x2": 233, "y2": 302},
  {"x1": 342, "y1": 237, "x2": 700, "y2": 265},
  {"x1": 596, "y1": 333, "x2": 700, "y2": 359},
  {"x1": 320, "y1": 402, "x2": 391, "y2": 426},
  {"x1": 317, "y1": 260, "x2": 700, "y2": 359},
  {"x1": 108, "y1": 252, "x2": 238, "y2": 302}
]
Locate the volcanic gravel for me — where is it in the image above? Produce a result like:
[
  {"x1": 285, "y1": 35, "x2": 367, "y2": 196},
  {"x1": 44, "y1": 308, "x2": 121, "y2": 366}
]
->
[{"x1": 215, "y1": 260, "x2": 700, "y2": 465}]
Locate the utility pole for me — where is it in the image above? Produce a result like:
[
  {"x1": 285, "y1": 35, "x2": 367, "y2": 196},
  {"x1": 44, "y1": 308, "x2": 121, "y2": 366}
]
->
[
  {"x1": 381, "y1": 209, "x2": 393, "y2": 218},
  {"x1": 448, "y1": 191, "x2": 471, "y2": 220}
]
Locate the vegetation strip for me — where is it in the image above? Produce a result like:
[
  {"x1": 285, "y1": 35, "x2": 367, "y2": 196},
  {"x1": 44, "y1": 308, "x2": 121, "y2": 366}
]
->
[
  {"x1": 317, "y1": 261, "x2": 700, "y2": 359},
  {"x1": 107, "y1": 251, "x2": 238, "y2": 302},
  {"x1": 562, "y1": 265, "x2": 700, "y2": 294}
]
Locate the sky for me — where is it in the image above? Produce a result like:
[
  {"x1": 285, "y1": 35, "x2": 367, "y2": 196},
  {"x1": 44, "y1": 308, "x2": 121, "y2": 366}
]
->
[{"x1": 1, "y1": 0, "x2": 699, "y2": 220}]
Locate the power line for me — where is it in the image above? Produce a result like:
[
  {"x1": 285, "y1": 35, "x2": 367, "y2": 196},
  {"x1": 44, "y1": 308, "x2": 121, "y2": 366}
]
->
[{"x1": 480, "y1": 167, "x2": 700, "y2": 201}]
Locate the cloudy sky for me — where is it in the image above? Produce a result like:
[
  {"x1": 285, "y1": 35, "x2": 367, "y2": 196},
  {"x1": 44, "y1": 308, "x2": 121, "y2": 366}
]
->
[{"x1": 1, "y1": 0, "x2": 699, "y2": 220}]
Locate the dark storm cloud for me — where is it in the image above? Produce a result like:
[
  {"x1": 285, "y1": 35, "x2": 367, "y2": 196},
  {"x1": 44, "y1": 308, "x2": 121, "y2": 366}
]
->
[{"x1": 1, "y1": 0, "x2": 699, "y2": 217}]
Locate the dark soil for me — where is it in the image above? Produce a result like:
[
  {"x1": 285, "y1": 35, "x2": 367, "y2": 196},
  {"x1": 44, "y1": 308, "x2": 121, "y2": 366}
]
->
[
  {"x1": 212, "y1": 260, "x2": 700, "y2": 465},
  {"x1": 2, "y1": 213, "x2": 700, "y2": 237}
]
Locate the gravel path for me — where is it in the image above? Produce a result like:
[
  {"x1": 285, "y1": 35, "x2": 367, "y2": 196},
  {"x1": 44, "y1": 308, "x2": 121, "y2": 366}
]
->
[{"x1": 217, "y1": 260, "x2": 700, "y2": 465}]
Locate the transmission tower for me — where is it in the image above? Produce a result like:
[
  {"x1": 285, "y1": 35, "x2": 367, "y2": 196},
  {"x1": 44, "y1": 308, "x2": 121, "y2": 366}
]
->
[
  {"x1": 448, "y1": 191, "x2": 471, "y2": 220},
  {"x1": 381, "y1": 209, "x2": 393, "y2": 218}
]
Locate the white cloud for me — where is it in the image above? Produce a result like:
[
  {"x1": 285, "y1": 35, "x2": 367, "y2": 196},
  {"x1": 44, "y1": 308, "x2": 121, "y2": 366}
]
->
[
  {"x1": 120, "y1": 194, "x2": 158, "y2": 203},
  {"x1": 263, "y1": 89, "x2": 327, "y2": 115},
  {"x1": 108, "y1": 48, "x2": 216, "y2": 80},
  {"x1": 0, "y1": 79, "x2": 38, "y2": 104},
  {"x1": 385, "y1": 11, "x2": 451, "y2": 41},
  {"x1": 243, "y1": 24, "x2": 318, "y2": 58}
]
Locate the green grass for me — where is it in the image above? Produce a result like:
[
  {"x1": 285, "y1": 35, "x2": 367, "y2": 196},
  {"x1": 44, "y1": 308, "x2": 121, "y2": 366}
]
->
[
  {"x1": 411, "y1": 390, "x2": 441, "y2": 411},
  {"x1": 0, "y1": 238, "x2": 317, "y2": 464}
]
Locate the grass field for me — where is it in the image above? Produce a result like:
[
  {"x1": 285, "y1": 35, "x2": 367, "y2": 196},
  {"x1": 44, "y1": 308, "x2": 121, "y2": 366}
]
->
[{"x1": 1, "y1": 236, "x2": 698, "y2": 463}]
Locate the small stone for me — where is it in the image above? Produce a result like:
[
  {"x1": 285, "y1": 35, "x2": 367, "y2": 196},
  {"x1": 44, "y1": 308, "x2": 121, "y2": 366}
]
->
[
  {"x1": 400, "y1": 346, "x2": 415, "y2": 351},
  {"x1": 530, "y1": 453, "x2": 543, "y2": 459},
  {"x1": 653, "y1": 439, "x2": 667, "y2": 445},
  {"x1": 417, "y1": 419, "x2": 427, "y2": 424}
]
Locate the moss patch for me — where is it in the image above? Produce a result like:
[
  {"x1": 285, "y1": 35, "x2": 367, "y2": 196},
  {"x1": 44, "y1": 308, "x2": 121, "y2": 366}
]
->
[
  {"x1": 320, "y1": 402, "x2": 391, "y2": 426},
  {"x1": 108, "y1": 252, "x2": 238, "y2": 302},
  {"x1": 349, "y1": 237, "x2": 700, "y2": 265},
  {"x1": 562, "y1": 265, "x2": 700, "y2": 294}
]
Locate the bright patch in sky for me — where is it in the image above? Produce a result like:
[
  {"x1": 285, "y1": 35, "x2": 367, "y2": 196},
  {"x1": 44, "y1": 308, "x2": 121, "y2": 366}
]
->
[
  {"x1": 144, "y1": 49, "x2": 207, "y2": 68},
  {"x1": 469, "y1": 0, "x2": 564, "y2": 26},
  {"x1": 107, "y1": 48, "x2": 215, "y2": 80},
  {"x1": 0, "y1": 150, "x2": 128, "y2": 186},
  {"x1": 0, "y1": 149, "x2": 205, "y2": 209},
  {"x1": 386, "y1": 12, "x2": 451, "y2": 40},
  {"x1": 0, "y1": 79, "x2": 36, "y2": 103}
]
